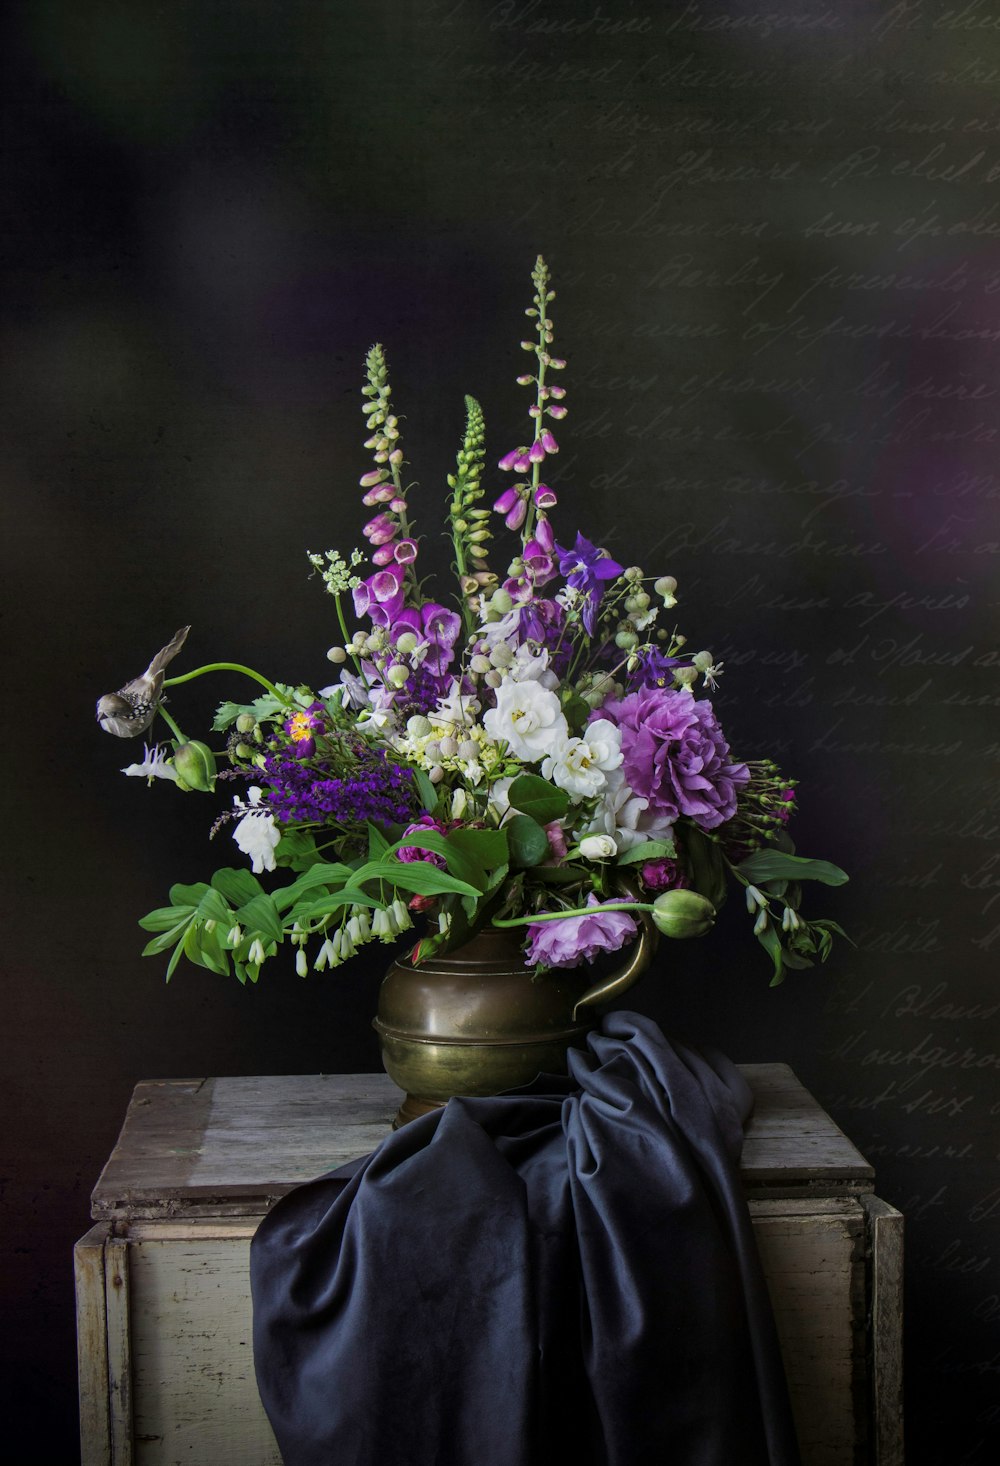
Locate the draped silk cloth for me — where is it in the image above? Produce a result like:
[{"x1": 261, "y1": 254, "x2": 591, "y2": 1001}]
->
[{"x1": 251, "y1": 1012, "x2": 801, "y2": 1466}]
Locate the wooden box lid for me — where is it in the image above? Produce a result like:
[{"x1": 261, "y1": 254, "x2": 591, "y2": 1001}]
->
[{"x1": 91, "y1": 1066, "x2": 873, "y2": 1222}]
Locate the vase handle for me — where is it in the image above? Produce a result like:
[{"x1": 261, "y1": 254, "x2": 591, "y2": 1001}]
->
[{"x1": 572, "y1": 876, "x2": 659, "y2": 1020}]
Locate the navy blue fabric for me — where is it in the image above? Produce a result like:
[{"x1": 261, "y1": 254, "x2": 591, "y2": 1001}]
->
[{"x1": 251, "y1": 1012, "x2": 801, "y2": 1465}]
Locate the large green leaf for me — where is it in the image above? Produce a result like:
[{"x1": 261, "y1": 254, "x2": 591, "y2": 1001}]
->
[
  {"x1": 236, "y1": 893, "x2": 284, "y2": 944},
  {"x1": 139, "y1": 905, "x2": 194, "y2": 933},
  {"x1": 168, "y1": 880, "x2": 210, "y2": 907},
  {"x1": 273, "y1": 861, "x2": 355, "y2": 913},
  {"x1": 412, "y1": 768, "x2": 440, "y2": 813},
  {"x1": 505, "y1": 814, "x2": 551, "y2": 870},
  {"x1": 182, "y1": 922, "x2": 230, "y2": 976},
  {"x1": 737, "y1": 851, "x2": 849, "y2": 887},
  {"x1": 679, "y1": 826, "x2": 728, "y2": 910},
  {"x1": 211, "y1": 868, "x2": 263, "y2": 906},
  {"x1": 507, "y1": 774, "x2": 569, "y2": 826},
  {"x1": 384, "y1": 831, "x2": 488, "y2": 892},
  {"x1": 375, "y1": 861, "x2": 482, "y2": 898}
]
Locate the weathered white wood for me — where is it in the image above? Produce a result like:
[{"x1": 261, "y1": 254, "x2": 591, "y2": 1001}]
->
[
  {"x1": 75, "y1": 1224, "x2": 112, "y2": 1466},
  {"x1": 91, "y1": 1066, "x2": 872, "y2": 1221},
  {"x1": 77, "y1": 1070, "x2": 900, "y2": 1466},
  {"x1": 105, "y1": 1236, "x2": 134, "y2": 1466},
  {"x1": 862, "y1": 1195, "x2": 905, "y2": 1466},
  {"x1": 127, "y1": 1234, "x2": 281, "y2": 1466},
  {"x1": 750, "y1": 1198, "x2": 867, "y2": 1466}
]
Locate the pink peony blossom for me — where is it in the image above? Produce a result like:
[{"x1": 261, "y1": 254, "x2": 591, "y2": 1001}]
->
[{"x1": 525, "y1": 895, "x2": 637, "y2": 970}]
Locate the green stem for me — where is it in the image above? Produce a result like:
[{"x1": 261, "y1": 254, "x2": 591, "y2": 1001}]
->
[
  {"x1": 164, "y1": 663, "x2": 286, "y2": 700},
  {"x1": 157, "y1": 706, "x2": 186, "y2": 743},
  {"x1": 492, "y1": 901, "x2": 652, "y2": 928}
]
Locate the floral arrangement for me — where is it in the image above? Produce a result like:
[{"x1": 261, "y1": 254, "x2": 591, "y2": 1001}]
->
[{"x1": 96, "y1": 257, "x2": 847, "y2": 988}]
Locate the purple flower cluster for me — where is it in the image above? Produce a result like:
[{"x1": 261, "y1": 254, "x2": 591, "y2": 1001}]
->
[
  {"x1": 261, "y1": 746, "x2": 416, "y2": 828},
  {"x1": 555, "y1": 532, "x2": 623, "y2": 636},
  {"x1": 600, "y1": 686, "x2": 750, "y2": 832}
]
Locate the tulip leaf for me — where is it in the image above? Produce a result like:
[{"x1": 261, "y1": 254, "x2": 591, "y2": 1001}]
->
[
  {"x1": 737, "y1": 851, "x2": 849, "y2": 887},
  {"x1": 508, "y1": 774, "x2": 569, "y2": 827}
]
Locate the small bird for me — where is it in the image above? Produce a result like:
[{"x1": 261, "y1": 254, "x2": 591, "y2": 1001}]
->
[{"x1": 96, "y1": 626, "x2": 191, "y2": 738}]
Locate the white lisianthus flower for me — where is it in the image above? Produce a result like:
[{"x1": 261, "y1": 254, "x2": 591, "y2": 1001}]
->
[
  {"x1": 121, "y1": 743, "x2": 179, "y2": 784},
  {"x1": 585, "y1": 769, "x2": 676, "y2": 851},
  {"x1": 232, "y1": 787, "x2": 281, "y2": 874},
  {"x1": 579, "y1": 834, "x2": 618, "y2": 860},
  {"x1": 540, "y1": 718, "x2": 623, "y2": 799},
  {"x1": 483, "y1": 680, "x2": 568, "y2": 762}
]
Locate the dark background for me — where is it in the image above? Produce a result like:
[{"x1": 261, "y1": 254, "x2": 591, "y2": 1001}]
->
[{"x1": 3, "y1": 1, "x2": 1000, "y2": 1461}]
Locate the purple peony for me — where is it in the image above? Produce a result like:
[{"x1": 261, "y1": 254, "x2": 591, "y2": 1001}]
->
[
  {"x1": 396, "y1": 814, "x2": 447, "y2": 867},
  {"x1": 599, "y1": 686, "x2": 749, "y2": 832},
  {"x1": 525, "y1": 895, "x2": 637, "y2": 970}
]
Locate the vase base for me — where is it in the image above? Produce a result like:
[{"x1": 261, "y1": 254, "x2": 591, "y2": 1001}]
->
[{"x1": 392, "y1": 1093, "x2": 446, "y2": 1129}]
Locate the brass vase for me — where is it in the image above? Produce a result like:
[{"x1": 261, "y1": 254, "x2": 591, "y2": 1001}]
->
[{"x1": 373, "y1": 892, "x2": 658, "y2": 1127}]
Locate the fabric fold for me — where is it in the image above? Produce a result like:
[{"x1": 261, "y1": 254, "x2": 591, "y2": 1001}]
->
[{"x1": 251, "y1": 1013, "x2": 801, "y2": 1466}]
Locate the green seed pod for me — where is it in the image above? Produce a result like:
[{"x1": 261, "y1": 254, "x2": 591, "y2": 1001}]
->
[
  {"x1": 172, "y1": 741, "x2": 217, "y2": 794},
  {"x1": 235, "y1": 713, "x2": 256, "y2": 735},
  {"x1": 651, "y1": 890, "x2": 716, "y2": 939}
]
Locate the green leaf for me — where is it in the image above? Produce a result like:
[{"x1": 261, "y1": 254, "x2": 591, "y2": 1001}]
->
[
  {"x1": 755, "y1": 921, "x2": 786, "y2": 986},
  {"x1": 385, "y1": 831, "x2": 488, "y2": 892},
  {"x1": 274, "y1": 829, "x2": 322, "y2": 870},
  {"x1": 445, "y1": 827, "x2": 509, "y2": 877},
  {"x1": 559, "y1": 690, "x2": 592, "y2": 736},
  {"x1": 141, "y1": 922, "x2": 190, "y2": 957},
  {"x1": 679, "y1": 826, "x2": 728, "y2": 910},
  {"x1": 273, "y1": 861, "x2": 355, "y2": 914},
  {"x1": 210, "y1": 868, "x2": 263, "y2": 907},
  {"x1": 781, "y1": 948, "x2": 815, "y2": 971},
  {"x1": 507, "y1": 774, "x2": 569, "y2": 826},
  {"x1": 168, "y1": 881, "x2": 210, "y2": 907},
  {"x1": 295, "y1": 888, "x2": 381, "y2": 921},
  {"x1": 236, "y1": 893, "x2": 284, "y2": 944},
  {"x1": 375, "y1": 861, "x2": 482, "y2": 898},
  {"x1": 737, "y1": 851, "x2": 849, "y2": 887},
  {"x1": 617, "y1": 838, "x2": 677, "y2": 866},
  {"x1": 367, "y1": 822, "x2": 390, "y2": 859},
  {"x1": 413, "y1": 769, "x2": 439, "y2": 813},
  {"x1": 505, "y1": 814, "x2": 552, "y2": 870},
  {"x1": 139, "y1": 904, "x2": 194, "y2": 933},
  {"x1": 182, "y1": 922, "x2": 230, "y2": 977}
]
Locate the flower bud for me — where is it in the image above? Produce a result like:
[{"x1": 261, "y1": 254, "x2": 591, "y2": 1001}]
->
[
  {"x1": 490, "y1": 588, "x2": 514, "y2": 615},
  {"x1": 438, "y1": 736, "x2": 458, "y2": 758},
  {"x1": 395, "y1": 631, "x2": 419, "y2": 655},
  {"x1": 326, "y1": 645, "x2": 348, "y2": 664},
  {"x1": 386, "y1": 664, "x2": 410, "y2": 688},
  {"x1": 673, "y1": 667, "x2": 698, "y2": 687},
  {"x1": 172, "y1": 741, "x2": 217, "y2": 793},
  {"x1": 579, "y1": 834, "x2": 618, "y2": 860},
  {"x1": 236, "y1": 713, "x2": 257, "y2": 734},
  {"x1": 614, "y1": 630, "x2": 638, "y2": 651},
  {"x1": 470, "y1": 655, "x2": 492, "y2": 675},
  {"x1": 457, "y1": 739, "x2": 479, "y2": 761},
  {"x1": 651, "y1": 890, "x2": 716, "y2": 939}
]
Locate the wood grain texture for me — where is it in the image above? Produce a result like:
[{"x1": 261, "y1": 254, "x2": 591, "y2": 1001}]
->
[
  {"x1": 75, "y1": 1225, "x2": 112, "y2": 1466},
  {"x1": 91, "y1": 1066, "x2": 873, "y2": 1221},
  {"x1": 862, "y1": 1195, "x2": 905, "y2": 1466},
  {"x1": 104, "y1": 1236, "x2": 134, "y2": 1466}
]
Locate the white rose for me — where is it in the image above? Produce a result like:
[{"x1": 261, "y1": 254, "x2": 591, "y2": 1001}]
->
[
  {"x1": 540, "y1": 720, "x2": 623, "y2": 799},
  {"x1": 483, "y1": 680, "x2": 568, "y2": 762},
  {"x1": 579, "y1": 834, "x2": 618, "y2": 860}
]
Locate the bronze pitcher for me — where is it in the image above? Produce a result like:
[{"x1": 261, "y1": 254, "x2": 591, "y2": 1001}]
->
[{"x1": 374, "y1": 888, "x2": 658, "y2": 1127}]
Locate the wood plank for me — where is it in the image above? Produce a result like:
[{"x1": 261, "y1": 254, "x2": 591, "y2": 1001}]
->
[
  {"x1": 92, "y1": 1067, "x2": 872, "y2": 1221},
  {"x1": 862, "y1": 1195, "x2": 905, "y2": 1466},
  {"x1": 128, "y1": 1235, "x2": 282, "y2": 1466},
  {"x1": 105, "y1": 1236, "x2": 134, "y2": 1466},
  {"x1": 75, "y1": 1224, "x2": 112, "y2": 1466},
  {"x1": 750, "y1": 1200, "x2": 868, "y2": 1466}
]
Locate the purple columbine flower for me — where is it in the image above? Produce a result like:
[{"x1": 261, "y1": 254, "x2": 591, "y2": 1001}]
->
[
  {"x1": 283, "y1": 703, "x2": 326, "y2": 760},
  {"x1": 627, "y1": 646, "x2": 683, "y2": 691},
  {"x1": 599, "y1": 685, "x2": 750, "y2": 832},
  {"x1": 525, "y1": 895, "x2": 637, "y2": 970},
  {"x1": 555, "y1": 532, "x2": 624, "y2": 636}
]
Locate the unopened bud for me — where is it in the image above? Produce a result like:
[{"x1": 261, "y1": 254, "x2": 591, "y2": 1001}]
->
[
  {"x1": 326, "y1": 646, "x2": 347, "y2": 664},
  {"x1": 652, "y1": 889, "x2": 716, "y2": 939},
  {"x1": 172, "y1": 741, "x2": 217, "y2": 793}
]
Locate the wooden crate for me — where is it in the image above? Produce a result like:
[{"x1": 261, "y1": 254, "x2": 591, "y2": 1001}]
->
[{"x1": 75, "y1": 1068, "x2": 903, "y2": 1466}]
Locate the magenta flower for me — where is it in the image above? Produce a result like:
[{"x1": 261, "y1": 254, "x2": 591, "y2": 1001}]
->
[
  {"x1": 494, "y1": 487, "x2": 519, "y2": 515},
  {"x1": 499, "y1": 448, "x2": 531, "y2": 473},
  {"x1": 547, "y1": 404, "x2": 567, "y2": 419},
  {"x1": 397, "y1": 814, "x2": 447, "y2": 867},
  {"x1": 505, "y1": 496, "x2": 528, "y2": 531},
  {"x1": 363, "y1": 513, "x2": 399, "y2": 546},
  {"x1": 359, "y1": 469, "x2": 387, "y2": 489},
  {"x1": 528, "y1": 440, "x2": 546, "y2": 463},
  {"x1": 599, "y1": 686, "x2": 750, "y2": 832},
  {"x1": 362, "y1": 483, "x2": 395, "y2": 506},
  {"x1": 522, "y1": 536, "x2": 556, "y2": 588},
  {"x1": 371, "y1": 545, "x2": 396, "y2": 566},
  {"x1": 533, "y1": 515, "x2": 554, "y2": 551},
  {"x1": 354, "y1": 568, "x2": 405, "y2": 627},
  {"x1": 539, "y1": 429, "x2": 559, "y2": 454},
  {"x1": 534, "y1": 485, "x2": 557, "y2": 510},
  {"x1": 525, "y1": 895, "x2": 637, "y2": 970},
  {"x1": 394, "y1": 538, "x2": 418, "y2": 564},
  {"x1": 640, "y1": 857, "x2": 688, "y2": 893}
]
